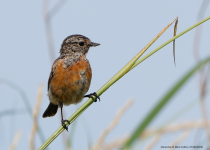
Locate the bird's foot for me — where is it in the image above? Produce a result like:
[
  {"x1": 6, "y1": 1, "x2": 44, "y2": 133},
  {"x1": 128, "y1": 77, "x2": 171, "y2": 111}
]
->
[
  {"x1": 62, "y1": 120, "x2": 70, "y2": 131},
  {"x1": 84, "y1": 92, "x2": 100, "y2": 102}
]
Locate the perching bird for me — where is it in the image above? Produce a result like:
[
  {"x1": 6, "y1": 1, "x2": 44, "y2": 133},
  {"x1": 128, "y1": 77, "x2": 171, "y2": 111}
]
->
[{"x1": 42, "y1": 34, "x2": 100, "y2": 130}]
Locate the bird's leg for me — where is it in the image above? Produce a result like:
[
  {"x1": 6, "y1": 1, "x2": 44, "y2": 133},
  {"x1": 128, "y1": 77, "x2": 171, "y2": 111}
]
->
[
  {"x1": 84, "y1": 92, "x2": 100, "y2": 102},
  {"x1": 60, "y1": 103, "x2": 70, "y2": 131}
]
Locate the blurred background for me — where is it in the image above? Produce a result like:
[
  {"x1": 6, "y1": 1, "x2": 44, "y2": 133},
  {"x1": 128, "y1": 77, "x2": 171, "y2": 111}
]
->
[{"x1": 0, "y1": 1, "x2": 210, "y2": 150}]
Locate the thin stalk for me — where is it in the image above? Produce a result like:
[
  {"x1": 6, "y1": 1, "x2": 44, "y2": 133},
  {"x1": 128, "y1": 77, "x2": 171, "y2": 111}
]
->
[
  {"x1": 122, "y1": 56, "x2": 210, "y2": 149},
  {"x1": 121, "y1": 16, "x2": 210, "y2": 149},
  {"x1": 131, "y1": 16, "x2": 210, "y2": 70},
  {"x1": 38, "y1": 16, "x2": 210, "y2": 150},
  {"x1": 0, "y1": 79, "x2": 46, "y2": 143},
  {"x1": 97, "y1": 17, "x2": 178, "y2": 95}
]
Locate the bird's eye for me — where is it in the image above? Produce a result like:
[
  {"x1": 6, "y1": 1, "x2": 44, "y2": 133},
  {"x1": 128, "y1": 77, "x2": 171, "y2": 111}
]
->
[{"x1": 79, "y1": 42, "x2": 84, "y2": 46}]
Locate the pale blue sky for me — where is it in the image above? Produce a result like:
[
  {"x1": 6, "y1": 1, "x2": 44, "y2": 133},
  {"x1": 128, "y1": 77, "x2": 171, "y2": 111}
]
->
[{"x1": 0, "y1": 1, "x2": 210, "y2": 150}]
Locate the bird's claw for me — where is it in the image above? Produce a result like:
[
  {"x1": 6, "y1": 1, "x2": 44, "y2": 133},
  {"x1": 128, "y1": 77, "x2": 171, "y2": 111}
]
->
[
  {"x1": 62, "y1": 120, "x2": 70, "y2": 131},
  {"x1": 84, "y1": 92, "x2": 100, "y2": 102}
]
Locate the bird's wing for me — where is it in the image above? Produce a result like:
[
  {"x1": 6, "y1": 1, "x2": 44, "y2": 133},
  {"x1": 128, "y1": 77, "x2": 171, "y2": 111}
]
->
[{"x1": 48, "y1": 56, "x2": 64, "y2": 91}]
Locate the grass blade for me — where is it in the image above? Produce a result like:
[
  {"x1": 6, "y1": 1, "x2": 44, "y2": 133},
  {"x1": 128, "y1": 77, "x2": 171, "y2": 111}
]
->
[
  {"x1": 122, "y1": 56, "x2": 210, "y2": 149},
  {"x1": 38, "y1": 17, "x2": 178, "y2": 150},
  {"x1": 173, "y1": 17, "x2": 178, "y2": 66},
  {"x1": 39, "y1": 16, "x2": 210, "y2": 149},
  {"x1": 131, "y1": 16, "x2": 210, "y2": 70},
  {"x1": 0, "y1": 79, "x2": 46, "y2": 143}
]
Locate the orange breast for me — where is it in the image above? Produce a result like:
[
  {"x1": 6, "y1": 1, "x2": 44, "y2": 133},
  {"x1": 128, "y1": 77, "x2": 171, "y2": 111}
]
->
[{"x1": 49, "y1": 57, "x2": 92, "y2": 105}]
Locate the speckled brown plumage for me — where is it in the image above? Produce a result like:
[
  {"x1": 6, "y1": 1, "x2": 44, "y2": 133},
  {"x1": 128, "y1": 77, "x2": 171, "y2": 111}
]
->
[{"x1": 42, "y1": 34, "x2": 100, "y2": 130}]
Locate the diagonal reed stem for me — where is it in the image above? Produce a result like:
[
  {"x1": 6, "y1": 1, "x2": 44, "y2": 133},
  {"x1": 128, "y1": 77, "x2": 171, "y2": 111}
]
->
[{"x1": 38, "y1": 16, "x2": 210, "y2": 150}]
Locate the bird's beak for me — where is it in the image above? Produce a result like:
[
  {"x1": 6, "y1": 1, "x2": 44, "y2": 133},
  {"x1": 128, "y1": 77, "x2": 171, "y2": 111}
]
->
[{"x1": 90, "y1": 42, "x2": 100, "y2": 47}]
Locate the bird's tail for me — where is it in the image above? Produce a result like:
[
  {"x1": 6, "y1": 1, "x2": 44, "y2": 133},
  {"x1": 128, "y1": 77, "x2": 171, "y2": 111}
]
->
[{"x1": 42, "y1": 103, "x2": 58, "y2": 118}]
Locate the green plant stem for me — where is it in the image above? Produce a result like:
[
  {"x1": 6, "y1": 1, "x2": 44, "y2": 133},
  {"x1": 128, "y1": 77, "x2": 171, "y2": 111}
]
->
[
  {"x1": 122, "y1": 56, "x2": 210, "y2": 149},
  {"x1": 38, "y1": 18, "x2": 175, "y2": 150},
  {"x1": 131, "y1": 16, "x2": 210, "y2": 70},
  {"x1": 38, "y1": 16, "x2": 210, "y2": 150},
  {"x1": 120, "y1": 15, "x2": 210, "y2": 149},
  {"x1": 96, "y1": 17, "x2": 177, "y2": 96}
]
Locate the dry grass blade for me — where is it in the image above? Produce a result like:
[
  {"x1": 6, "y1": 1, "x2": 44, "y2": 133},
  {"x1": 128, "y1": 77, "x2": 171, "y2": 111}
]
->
[
  {"x1": 0, "y1": 79, "x2": 45, "y2": 142},
  {"x1": 49, "y1": 0, "x2": 68, "y2": 18},
  {"x1": 42, "y1": 0, "x2": 67, "y2": 64},
  {"x1": 130, "y1": 17, "x2": 178, "y2": 70},
  {"x1": 103, "y1": 136, "x2": 128, "y2": 150},
  {"x1": 193, "y1": 0, "x2": 210, "y2": 61},
  {"x1": 145, "y1": 134, "x2": 162, "y2": 150},
  {"x1": 104, "y1": 120, "x2": 210, "y2": 149},
  {"x1": 8, "y1": 130, "x2": 22, "y2": 150},
  {"x1": 168, "y1": 130, "x2": 190, "y2": 150},
  {"x1": 94, "y1": 99, "x2": 134, "y2": 150},
  {"x1": 192, "y1": 2, "x2": 210, "y2": 147},
  {"x1": 30, "y1": 84, "x2": 44, "y2": 150},
  {"x1": 40, "y1": 16, "x2": 210, "y2": 149},
  {"x1": 173, "y1": 17, "x2": 178, "y2": 66},
  {"x1": 141, "y1": 120, "x2": 210, "y2": 138},
  {"x1": 42, "y1": 0, "x2": 55, "y2": 63},
  {"x1": 123, "y1": 56, "x2": 210, "y2": 149},
  {"x1": 199, "y1": 64, "x2": 210, "y2": 147}
]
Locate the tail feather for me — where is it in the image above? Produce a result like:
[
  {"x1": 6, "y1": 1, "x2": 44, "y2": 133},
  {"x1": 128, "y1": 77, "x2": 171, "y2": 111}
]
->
[{"x1": 43, "y1": 103, "x2": 58, "y2": 118}]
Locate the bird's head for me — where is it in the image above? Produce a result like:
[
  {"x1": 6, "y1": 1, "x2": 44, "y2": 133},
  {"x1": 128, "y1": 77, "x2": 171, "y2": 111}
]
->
[{"x1": 60, "y1": 34, "x2": 100, "y2": 55}]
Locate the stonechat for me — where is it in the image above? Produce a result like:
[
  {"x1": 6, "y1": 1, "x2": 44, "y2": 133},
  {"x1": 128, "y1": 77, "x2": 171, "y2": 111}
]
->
[{"x1": 43, "y1": 34, "x2": 100, "y2": 130}]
